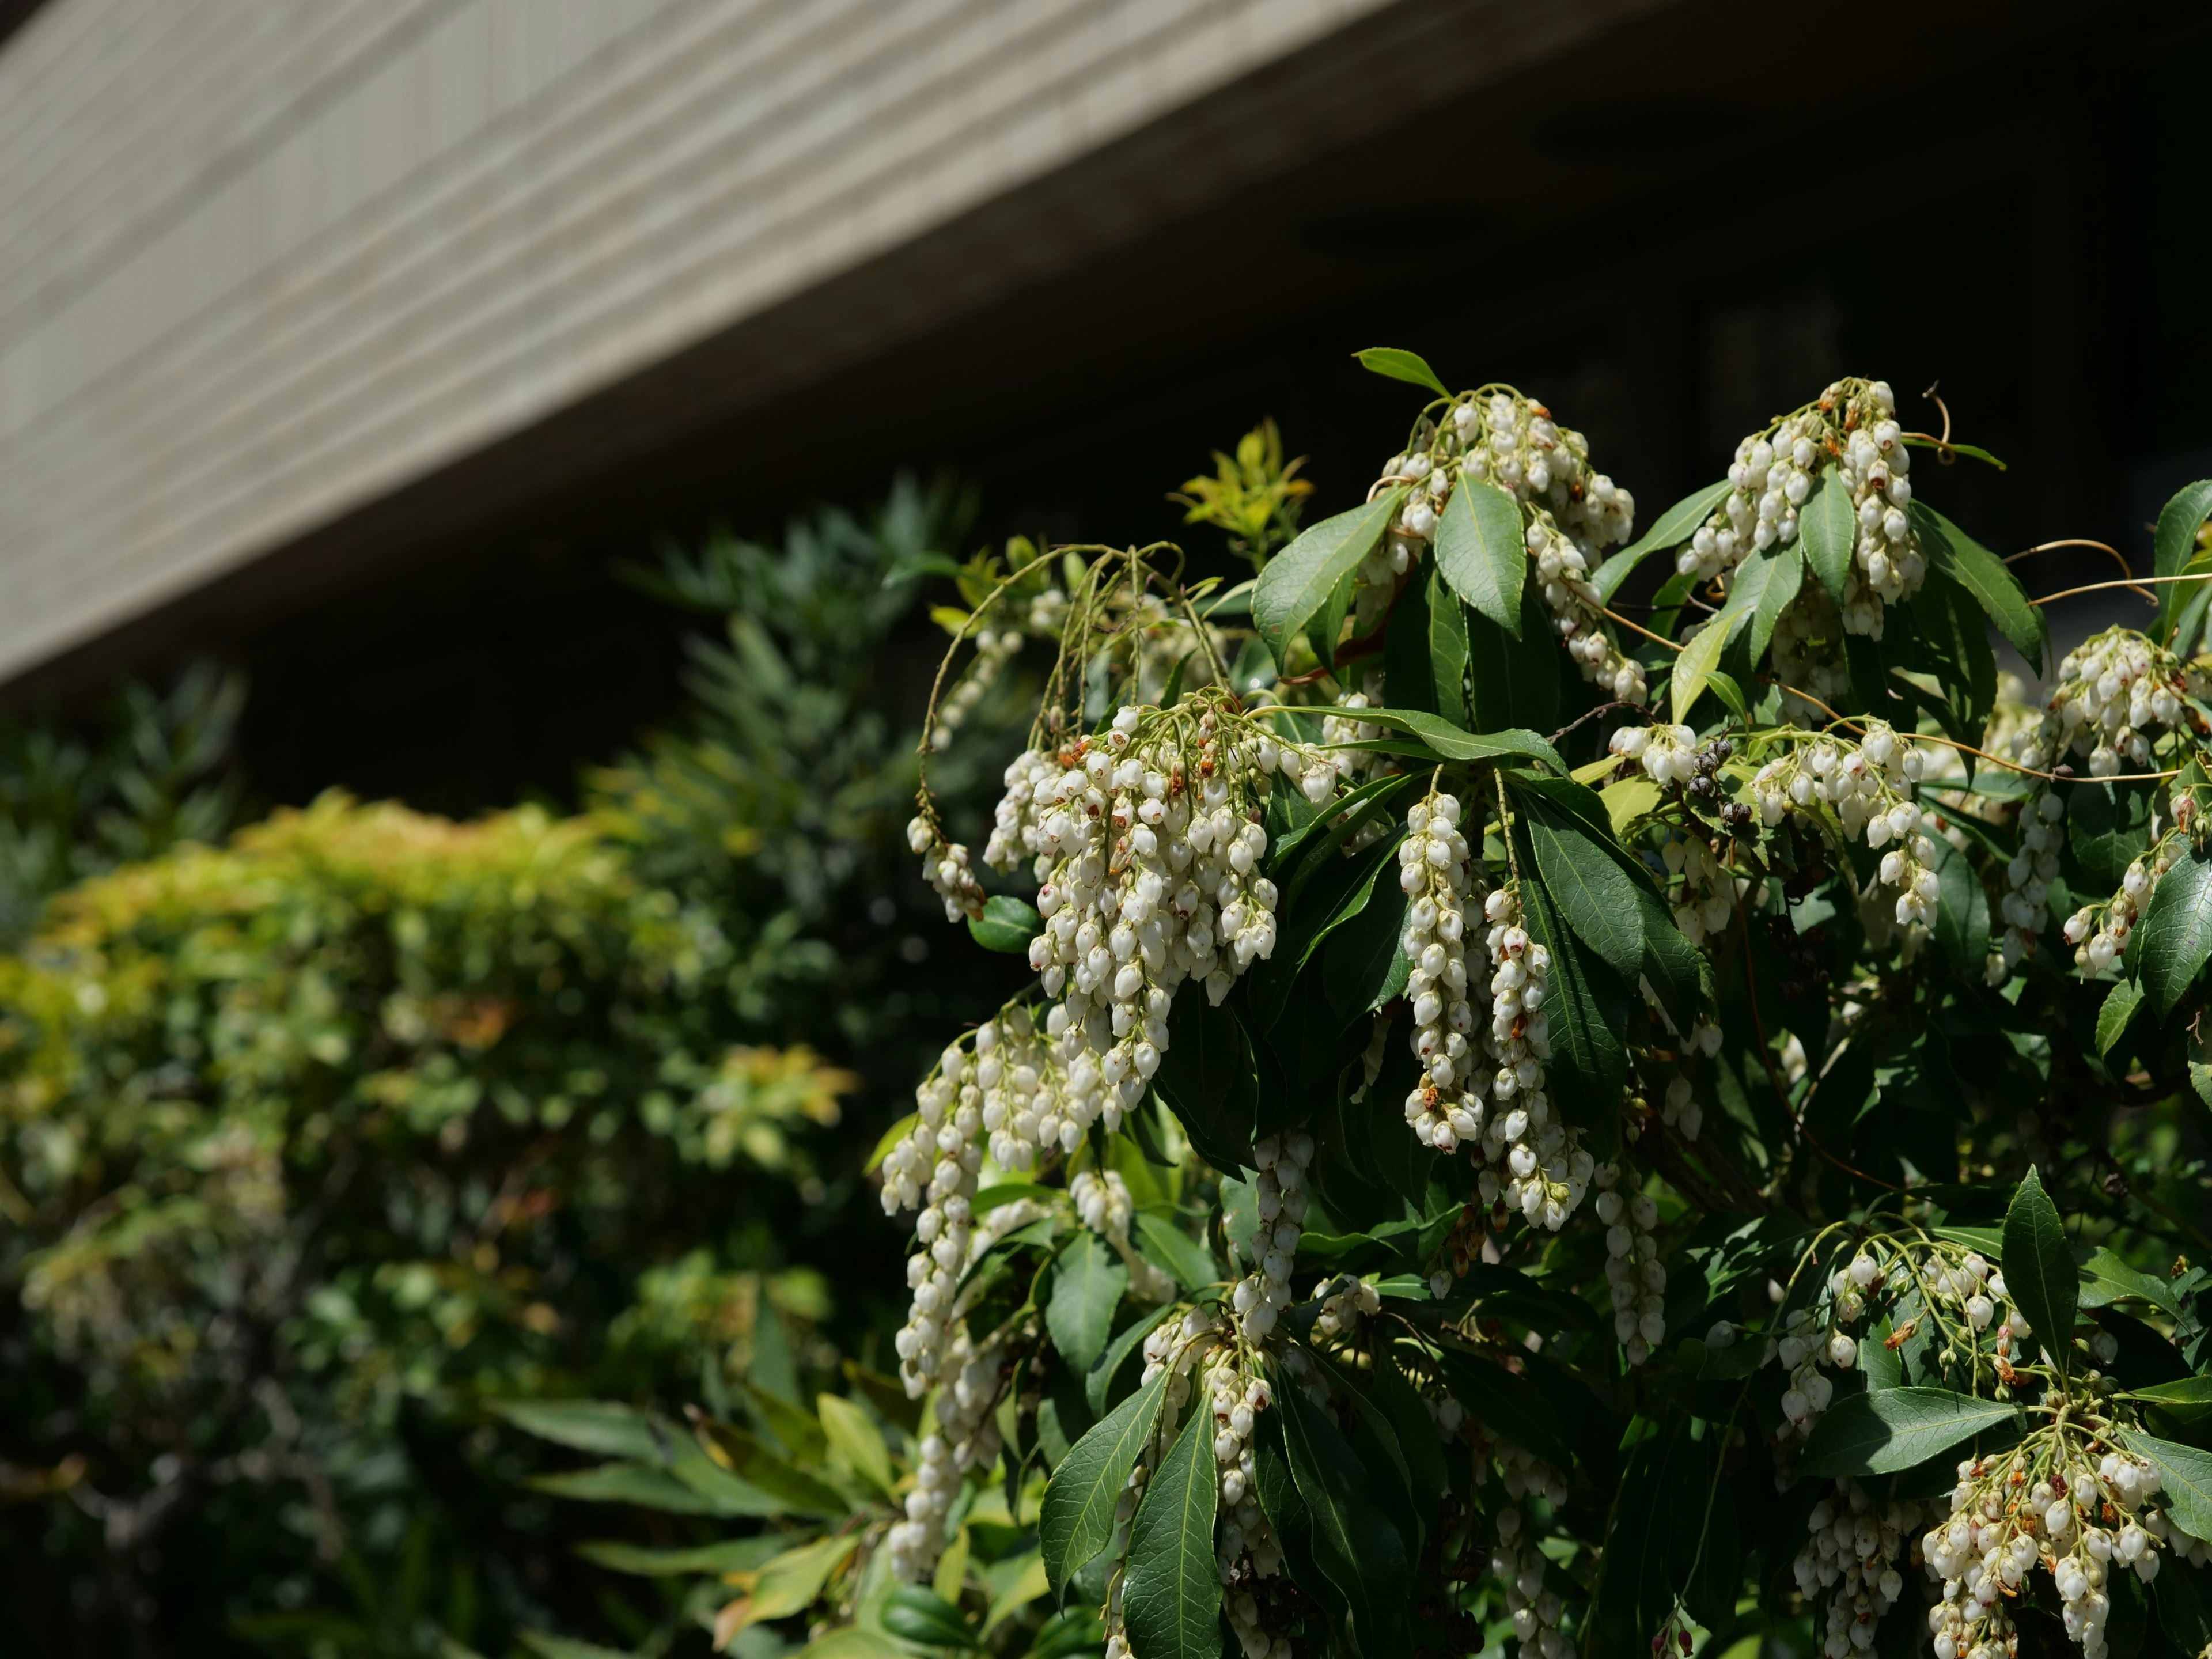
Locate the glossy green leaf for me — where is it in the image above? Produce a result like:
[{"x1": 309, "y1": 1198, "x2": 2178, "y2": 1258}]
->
[
  {"x1": 1912, "y1": 502, "x2": 2044, "y2": 673},
  {"x1": 1132, "y1": 1212, "x2": 1221, "y2": 1297},
  {"x1": 2155, "y1": 481, "x2": 2212, "y2": 642},
  {"x1": 1465, "y1": 587, "x2": 1559, "y2": 736},
  {"x1": 1671, "y1": 605, "x2": 1751, "y2": 726},
  {"x1": 2079, "y1": 1248, "x2": 2179, "y2": 1316},
  {"x1": 2156, "y1": 1556, "x2": 2212, "y2": 1653},
  {"x1": 1800, "y1": 469, "x2": 1857, "y2": 604},
  {"x1": 1518, "y1": 795, "x2": 1643, "y2": 979},
  {"x1": 1087, "y1": 1303, "x2": 1179, "y2": 1416},
  {"x1": 1332, "y1": 705, "x2": 1563, "y2": 772},
  {"x1": 1122, "y1": 1403, "x2": 1222, "y2": 1659},
  {"x1": 1796, "y1": 1386, "x2": 2020, "y2": 1477},
  {"x1": 1039, "y1": 1368, "x2": 1169, "y2": 1592},
  {"x1": 1153, "y1": 995, "x2": 1256, "y2": 1173},
  {"x1": 1512, "y1": 822, "x2": 1625, "y2": 1158},
  {"x1": 2140, "y1": 847, "x2": 2212, "y2": 1018},
  {"x1": 968, "y1": 895, "x2": 1043, "y2": 955},
  {"x1": 2127, "y1": 1432, "x2": 2212, "y2": 1545},
  {"x1": 1382, "y1": 567, "x2": 1469, "y2": 727},
  {"x1": 2003, "y1": 1165, "x2": 2077, "y2": 1368},
  {"x1": 1928, "y1": 835, "x2": 1989, "y2": 977},
  {"x1": 1308, "y1": 565, "x2": 1358, "y2": 671},
  {"x1": 1324, "y1": 873, "x2": 1411, "y2": 1020},
  {"x1": 1280, "y1": 1380, "x2": 1411, "y2": 1658},
  {"x1": 2127, "y1": 1377, "x2": 2212, "y2": 1425},
  {"x1": 1353, "y1": 347, "x2": 1450, "y2": 397},
  {"x1": 1047, "y1": 1233, "x2": 1127, "y2": 1373},
  {"x1": 1434, "y1": 476, "x2": 1528, "y2": 636},
  {"x1": 2068, "y1": 782, "x2": 2153, "y2": 894},
  {"x1": 1253, "y1": 490, "x2": 1407, "y2": 662},
  {"x1": 882, "y1": 1585, "x2": 979, "y2": 1649},
  {"x1": 1748, "y1": 543, "x2": 1806, "y2": 664},
  {"x1": 1593, "y1": 479, "x2": 1733, "y2": 602},
  {"x1": 752, "y1": 1535, "x2": 864, "y2": 1623},
  {"x1": 494, "y1": 1400, "x2": 661, "y2": 1462},
  {"x1": 2097, "y1": 979, "x2": 2146, "y2": 1058},
  {"x1": 816, "y1": 1394, "x2": 895, "y2": 1500},
  {"x1": 573, "y1": 1536, "x2": 786, "y2": 1577}
]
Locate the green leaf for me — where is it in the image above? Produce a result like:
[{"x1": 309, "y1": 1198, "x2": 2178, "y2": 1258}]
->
[
  {"x1": 1900, "y1": 434, "x2": 2009, "y2": 469},
  {"x1": 1800, "y1": 469, "x2": 1857, "y2": 604},
  {"x1": 1132, "y1": 1211, "x2": 1220, "y2": 1297},
  {"x1": 2155, "y1": 481, "x2": 2212, "y2": 642},
  {"x1": 1433, "y1": 476, "x2": 1528, "y2": 636},
  {"x1": 2079, "y1": 1248, "x2": 2180, "y2": 1317},
  {"x1": 493, "y1": 1400, "x2": 661, "y2": 1461},
  {"x1": 1253, "y1": 490, "x2": 1407, "y2": 662},
  {"x1": 882, "y1": 1585, "x2": 979, "y2": 1649},
  {"x1": 1381, "y1": 567, "x2": 1469, "y2": 728},
  {"x1": 1122, "y1": 1402, "x2": 1222, "y2": 1659},
  {"x1": 1796, "y1": 1387, "x2": 2020, "y2": 1478},
  {"x1": 1928, "y1": 835, "x2": 1990, "y2": 977},
  {"x1": 1039, "y1": 1368, "x2": 1170, "y2": 1592},
  {"x1": 2068, "y1": 781, "x2": 2153, "y2": 893},
  {"x1": 1517, "y1": 794, "x2": 1643, "y2": 979},
  {"x1": 528, "y1": 1461, "x2": 755, "y2": 1516},
  {"x1": 517, "y1": 1634, "x2": 636, "y2": 1659},
  {"x1": 1324, "y1": 873, "x2": 1411, "y2": 1020},
  {"x1": 1087, "y1": 1304, "x2": 1179, "y2": 1418},
  {"x1": 1153, "y1": 995, "x2": 1256, "y2": 1173},
  {"x1": 816, "y1": 1395, "x2": 895, "y2": 1501},
  {"x1": 1671, "y1": 605, "x2": 1750, "y2": 726},
  {"x1": 752, "y1": 1535, "x2": 865, "y2": 1622},
  {"x1": 1911, "y1": 502, "x2": 2044, "y2": 673},
  {"x1": 1308, "y1": 565, "x2": 1358, "y2": 671},
  {"x1": 2127, "y1": 1432, "x2": 2212, "y2": 1545},
  {"x1": 2127, "y1": 1377, "x2": 2212, "y2": 1425},
  {"x1": 1465, "y1": 588, "x2": 1559, "y2": 736},
  {"x1": 2140, "y1": 847, "x2": 2212, "y2": 1019},
  {"x1": 2097, "y1": 979, "x2": 2146, "y2": 1058},
  {"x1": 1279, "y1": 1380, "x2": 1411, "y2": 1658},
  {"x1": 1748, "y1": 544, "x2": 1806, "y2": 665},
  {"x1": 685, "y1": 1427, "x2": 847, "y2": 1518},
  {"x1": 1512, "y1": 822, "x2": 1626, "y2": 1158},
  {"x1": 2003, "y1": 1165, "x2": 2077, "y2": 1368},
  {"x1": 1331, "y1": 705, "x2": 1564, "y2": 772},
  {"x1": 968, "y1": 895, "x2": 1043, "y2": 954},
  {"x1": 573, "y1": 1536, "x2": 787, "y2": 1577},
  {"x1": 2156, "y1": 1556, "x2": 2212, "y2": 1654},
  {"x1": 1352, "y1": 347, "x2": 1450, "y2": 398},
  {"x1": 1046, "y1": 1233, "x2": 1127, "y2": 1373},
  {"x1": 1593, "y1": 479, "x2": 1732, "y2": 601}
]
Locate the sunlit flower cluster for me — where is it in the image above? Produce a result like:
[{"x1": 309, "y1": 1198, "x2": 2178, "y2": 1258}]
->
[
  {"x1": 1794, "y1": 1480, "x2": 1922, "y2": 1658},
  {"x1": 1595, "y1": 1172, "x2": 1666, "y2": 1366},
  {"x1": 1398, "y1": 790, "x2": 1488, "y2": 1152},
  {"x1": 1750, "y1": 723, "x2": 1934, "y2": 926},
  {"x1": 1473, "y1": 888, "x2": 1594, "y2": 1230},
  {"x1": 1230, "y1": 1134, "x2": 1313, "y2": 1344}
]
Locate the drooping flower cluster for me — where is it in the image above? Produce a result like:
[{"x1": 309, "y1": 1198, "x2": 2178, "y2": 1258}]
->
[
  {"x1": 1594, "y1": 1173, "x2": 1666, "y2": 1366},
  {"x1": 1923, "y1": 1441, "x2": 2211, "y2": 1659},
  {"x1": 1995, "y1": 790, "x2": 2067, "y2": 976},
  {"x1": 1207, "y1": 1355, "x2": 1290, "y2": 1659},
  {"x1": 1492, "y1": 1508, "x2": 1576, "y2": 1659},
  {"x1": 1679, "y1": 417, "x2": 1827, "y2": 582},
  {"x1": 1230, "y1": 1134, "x2": 1313, "y2": 1343},
  {"x1": 1368, "y1": 390, "x2": 1643, "y2": 703},
  {"x1": 1794, "y1": 1480, "x2": 1922, "y2": 1659},
  {"x1": 1073, "y1": 1168, "x2": 1175, "y2": 1301},
  {"x1": 1397, "y1": 790, "x2": 1488, "y2": 1153},
  {"x1": 888, "y1": 1325, "x2": 1005, "y2": 1580},
  {"x1": 1308, "y1": 1272, "x2": 1382, "y2": 1344},
  {"x1": 931, "y1": 622, "x2": 1027, "y2": 750},
  {"x1": 908, "y1": 815, "x2": 988, "y2": 921},
  {"x1": 1473, "y1": 888, "x2": 1594, "y2": 1230},
  {"x1": 1749, "y1": 722, "x2": 1934, "y2": 926},
  {"x1": 1105, "y1": 1308, "x2": 1219, "y2": 1659},
  {"x1": 1770, "y1": 581, "x2": 1854, "y2": 717}
]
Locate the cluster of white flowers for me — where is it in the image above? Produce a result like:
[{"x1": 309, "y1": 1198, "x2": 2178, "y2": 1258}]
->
[
  {"x1": 1595, "y1": 1173, "x2": 1666, "y2": 1365},
  {"x1": 1995, "y1": 790, "x2": 2068, "y2": 977},
  {"x1": 1923, "y1": 1445, "x2": 2209, "y2": 1659},
  {"x1": 1751, "y1": 724, "x2": 1935, "y2": 926},
  {"x1": 1320, "y1": 685, "x2": 1392, "y2": 790},
  {"x1": 1773, "y1": 1269, "x2": 1866, "y2": 1442},
  {"x1": 2039, "y1": 628, "x2": 2192, "y2": 777},
  {"x1": 1370, "y1": 391, "x2": 1643, "y2": 703},
  {"x1": 931, "y1": 624, "x2": 1025, "y2": 751},
  {"x1": 907, "y1": 816, "x2": 988, "y2": 921},
  {"x1": 1830, "y1": 386, "x2": 1923, "y2": 634},
  {"x1": 1680, "y1": 415, "x2": 1828, "y2": 582},
  {"x1": 1493, "y1": 1508, "x2": 1577, "y2": 1659},
  {"x1": 1230, "y1": 1134, "x2": 1313, "y2": 1343},
  {"x1": 1397, "y1": 791, "x2": 1488, "y2": 1152},
  {"x1": 1308, "y1": 1272, "x2": 1381, "y2": 1344},
  {"x1": 1794, "y1": 1481, "x2": 1921, "y2": 1658},
  {"x1": 1472, "y1": 888, "x2": 1595, "y2": 1230},
  {"x1": 1104, "y1": 1309, "x2": 1217, "y2": 1659},
  {"x1": 1651, "y1": 1023, "x2": 1720, "y2": 1139},
  {"x1": 1661, "y1": 830, "x2": 1737, "y2": 948},
  {"x1": 1206, "y1": 1355, "x2": 1290, "y2": 1659},
  {"x1": 888, "y1": 1325, "x2": 1005, "y2": 1581},
  {"x1": 1072, "y1": 1169, "x2": 1176, "y2": 1301},
  {"x1": 2066, "y1": 837, "x2": 2186, "y2": 978},
  {"x1": 983, "y1": 702, "x2": 1344, "y2": 1146},
  {"x1": 1607, "y1": 722, "x2": 1700, "y2": 786},
  {"x1": 882, "y1": 1037, "x2": 990, "y2": 1391}
]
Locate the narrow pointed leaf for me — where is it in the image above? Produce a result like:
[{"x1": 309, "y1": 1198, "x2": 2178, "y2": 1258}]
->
[
  {"x1": 1122, "y1": 1405, "x2": 1222, "y2": 1659},
  {"x1": 1330, "y1": 705, "x2": 1563, "y2": 772},
  {"x1": 1279, "y1": 1382, "x2": 1411, "y2": 1657},
  {"x1": 2139, "y1": 847, "x2": 2212, "y2": 1018},
  {"x1": 1434, "y1": 476, "x2": 1528, "y2": 636},
  {"x1": 2154, "y1": 480, "x2": 2212, "y2": 642},
  {"x1": 1594, "y1": 479, "x2": 1732, "y2": 601},
  {"x1": 1800, "y1": 469, "x2": 1857, "y2": 603},
  {"x1": 2097, "y1": 979, "x2": 2145, "y2": 1058},
  {"x1": 1088, "y1": 1304, "x2": 1179, "y2": 1416},
  {"x1": 1382, "y1": 566, "x2": 1469, "y2": 726},
  {"x1": 1047, "y1": 1233, "x2": 1127, "y2": 1372},
  {"x1": 2126, "y1": 1432, "x2": 2212, "y2": 1544},
  {"x1": 1253, "y1": 490, "x2": 1406, "y2": 661},
  {"x1": 2002, "y1": 1165, "x2": 2077, "y2": 1369},
  {"x1": 493, "y1": 1400, "x2": 661, "y2": 1461},
  {"x1": 816, "y1": 1395, "x2": 895, "y2": 1500},
  {"x1": 1517, "y1": 794, "x2": 1643, "y2": 979},
  {"x1": 1039, "y1": 1368, "x2": 1169, "y2": 1592},
  {"x1": 1912, "y1": 502, "x2": 2044, "y2": 672},
  {"x1": 1353, "y1": 347, "x2": 1450, "y2": 397},
  {"x1": 1796, "y1": 1387, "x2": 2020, "y2": 1477}
]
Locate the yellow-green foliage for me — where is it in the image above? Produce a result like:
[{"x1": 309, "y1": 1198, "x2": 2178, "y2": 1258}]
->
[{"x1": 0, "y1": 791, "x2": 848, "y2": 1516}]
